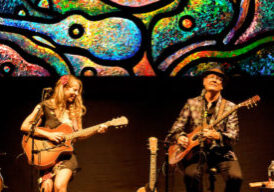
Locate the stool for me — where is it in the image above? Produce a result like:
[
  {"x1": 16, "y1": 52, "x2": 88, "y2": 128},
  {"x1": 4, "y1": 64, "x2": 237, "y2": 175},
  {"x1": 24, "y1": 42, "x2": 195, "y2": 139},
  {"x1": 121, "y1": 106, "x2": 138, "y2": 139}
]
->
[{"x1": 207, "y1": 167, "x2": 218, "y2": 192}]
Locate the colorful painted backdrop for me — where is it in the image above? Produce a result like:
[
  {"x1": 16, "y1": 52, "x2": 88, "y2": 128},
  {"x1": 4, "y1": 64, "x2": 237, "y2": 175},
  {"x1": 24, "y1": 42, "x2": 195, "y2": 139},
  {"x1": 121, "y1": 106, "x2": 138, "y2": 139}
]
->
[{"x1": 0, "y1": 0, "x2": 273, "y2": 76}]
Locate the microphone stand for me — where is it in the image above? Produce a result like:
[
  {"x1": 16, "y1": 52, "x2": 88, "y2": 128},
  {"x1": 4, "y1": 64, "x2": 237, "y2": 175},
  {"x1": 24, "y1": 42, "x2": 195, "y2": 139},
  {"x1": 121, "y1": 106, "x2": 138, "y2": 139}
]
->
[
  {"x1": 198, "y1": 129, "x2": 206, "y2": 192},
  {"x1": 163, "y1": 132, "x2": 177, "y2": 192},
  {"x1": 24, "y1": 88, "x2": 51, "y2": 192},
  {"x1": 164, "y1": 140, "x2": 170, "y2": 192},
  {"x1": 162, "y1": 127, "x2": 184, "y2": 192},
  {"x1": 197, "y1": 101, "x2": 208, "y2": 192}
]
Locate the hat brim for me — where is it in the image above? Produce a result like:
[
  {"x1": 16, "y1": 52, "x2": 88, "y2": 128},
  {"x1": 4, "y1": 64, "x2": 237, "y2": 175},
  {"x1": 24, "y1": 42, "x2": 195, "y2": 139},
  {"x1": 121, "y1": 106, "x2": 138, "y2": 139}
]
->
[{"x1": 202, "y1": 71, "x2": 225, "y2": 79}]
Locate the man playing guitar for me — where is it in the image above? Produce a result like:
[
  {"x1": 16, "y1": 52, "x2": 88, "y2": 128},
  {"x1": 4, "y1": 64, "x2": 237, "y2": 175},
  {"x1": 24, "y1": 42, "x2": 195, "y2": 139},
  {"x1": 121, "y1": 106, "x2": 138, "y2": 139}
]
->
[{"x1": 168, "y1": 65, "x2": 243, "y2": 192}]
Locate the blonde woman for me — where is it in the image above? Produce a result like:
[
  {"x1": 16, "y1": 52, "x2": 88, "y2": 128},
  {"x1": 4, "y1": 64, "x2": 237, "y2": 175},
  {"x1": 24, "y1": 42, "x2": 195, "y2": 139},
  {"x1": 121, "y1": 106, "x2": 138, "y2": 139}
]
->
[{"x1": 21, "y1": 75, "x2": 106, "y2": 192}]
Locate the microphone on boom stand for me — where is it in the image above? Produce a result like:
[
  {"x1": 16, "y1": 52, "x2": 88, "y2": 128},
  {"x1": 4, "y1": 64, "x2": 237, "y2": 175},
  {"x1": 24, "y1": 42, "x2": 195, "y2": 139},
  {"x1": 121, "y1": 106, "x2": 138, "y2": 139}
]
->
[
  {"x1": 29, "y1": 87, "x2": 52, "y2": 192},
  {"x1": 42, "y1": 87, "x2": 53, "y2": 101}
]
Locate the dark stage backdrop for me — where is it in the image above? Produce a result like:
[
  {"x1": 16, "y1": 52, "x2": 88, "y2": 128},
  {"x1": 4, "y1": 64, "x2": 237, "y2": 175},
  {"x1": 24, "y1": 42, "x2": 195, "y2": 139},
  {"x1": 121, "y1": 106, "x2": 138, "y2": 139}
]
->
[{"x1": 0, "y1": 77, "x2": 273, "y2": 192}]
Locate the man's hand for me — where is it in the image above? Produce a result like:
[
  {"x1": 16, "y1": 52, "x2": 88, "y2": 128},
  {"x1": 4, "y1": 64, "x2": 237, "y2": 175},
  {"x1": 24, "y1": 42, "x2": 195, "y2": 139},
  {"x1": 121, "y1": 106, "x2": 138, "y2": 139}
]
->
[
  {"x1": 203, "y1": 129, "x2": 220, "y2": 140},
  {"x1": 177, "y1": 135, "x2": 189, "y2": 148}
]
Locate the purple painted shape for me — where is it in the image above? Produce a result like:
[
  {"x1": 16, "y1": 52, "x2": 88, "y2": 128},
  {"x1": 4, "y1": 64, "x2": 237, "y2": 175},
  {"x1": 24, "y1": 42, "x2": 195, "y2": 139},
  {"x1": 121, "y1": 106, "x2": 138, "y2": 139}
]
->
[
  {"x1": 158, "y1": 40, "x2": 216, "y2": 71},
  {"x1": 109, "y1": 0, "x2": 160, "y2": 7},
  {"x1": 0, "y1": 44, "x2": 50, "y2": 76},
  {"x1": 223, "y1": 0, "x2": 251, "y2": 44}
]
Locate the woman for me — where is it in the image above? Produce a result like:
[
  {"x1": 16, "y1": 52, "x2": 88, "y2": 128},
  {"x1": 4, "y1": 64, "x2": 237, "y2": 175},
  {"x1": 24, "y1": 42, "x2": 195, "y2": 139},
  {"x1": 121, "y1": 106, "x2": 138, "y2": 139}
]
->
[{"x1": 21, "y1": 75, "x2": 106, "y2": 192}]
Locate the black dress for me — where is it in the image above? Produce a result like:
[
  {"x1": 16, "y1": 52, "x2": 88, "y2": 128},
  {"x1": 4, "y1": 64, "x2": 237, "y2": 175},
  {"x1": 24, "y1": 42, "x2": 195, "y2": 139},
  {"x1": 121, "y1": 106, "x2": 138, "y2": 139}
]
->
[{"x1": 40, "y1": 103, "x2": 79, "y2": 175}]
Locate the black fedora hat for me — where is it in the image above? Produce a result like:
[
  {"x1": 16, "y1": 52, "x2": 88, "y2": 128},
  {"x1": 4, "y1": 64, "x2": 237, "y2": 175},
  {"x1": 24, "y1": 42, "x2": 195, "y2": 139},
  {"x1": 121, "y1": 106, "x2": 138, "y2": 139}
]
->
[{"x1": 202, "y1": 65, "x2": 225, "y2": 79}]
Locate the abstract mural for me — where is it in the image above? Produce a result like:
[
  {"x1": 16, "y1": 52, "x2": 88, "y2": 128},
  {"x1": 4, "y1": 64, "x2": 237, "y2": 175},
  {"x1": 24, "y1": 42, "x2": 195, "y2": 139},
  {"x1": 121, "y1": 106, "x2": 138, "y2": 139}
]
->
[{"x1": 0, "y1": 0, "x2": 273, "y2": 76}]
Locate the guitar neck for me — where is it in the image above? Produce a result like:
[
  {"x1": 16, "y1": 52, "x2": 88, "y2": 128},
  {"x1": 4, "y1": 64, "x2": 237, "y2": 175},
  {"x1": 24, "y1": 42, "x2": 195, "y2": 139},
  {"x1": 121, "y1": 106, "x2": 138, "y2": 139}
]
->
[
  {"x1": 149, "y1": 153, "x2": 157, "y2": 191},
  {"x1": 207, "y1": 105, "x2": 239, "y2": 129},
  {"x1": 64, "y1": 116, "x2": 128, "y2": 140},
  {"x1": 65, "y1": 124, "x2": 102, "y2": 140}
]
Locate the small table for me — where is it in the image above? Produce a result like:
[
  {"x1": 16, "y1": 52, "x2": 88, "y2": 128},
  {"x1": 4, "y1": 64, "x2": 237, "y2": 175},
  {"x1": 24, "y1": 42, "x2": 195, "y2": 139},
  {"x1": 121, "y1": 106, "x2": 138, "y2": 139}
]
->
[{"x1": 249, "y1": 181, "x2": 274, "y2": 192}]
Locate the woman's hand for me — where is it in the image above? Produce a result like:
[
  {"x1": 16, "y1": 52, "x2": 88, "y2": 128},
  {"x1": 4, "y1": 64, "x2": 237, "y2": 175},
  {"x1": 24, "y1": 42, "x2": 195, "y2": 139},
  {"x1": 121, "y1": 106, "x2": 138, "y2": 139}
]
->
[
  {"x1": 97, "y1": 124, "x2": 108, "y2": 134},
  {"x1": 47, "y1": 132, "x2": 65, "y2": 143},
  {"x1": 177, "y1": 135, "x2": 189, "y2": 148}
]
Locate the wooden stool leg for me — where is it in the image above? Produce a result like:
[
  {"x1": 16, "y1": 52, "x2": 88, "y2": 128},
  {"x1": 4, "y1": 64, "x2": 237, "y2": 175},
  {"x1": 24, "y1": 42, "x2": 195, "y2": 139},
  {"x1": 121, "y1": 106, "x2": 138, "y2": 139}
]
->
[{"x1": 208, "y1": 167, "x2": 217, "y2": 192}]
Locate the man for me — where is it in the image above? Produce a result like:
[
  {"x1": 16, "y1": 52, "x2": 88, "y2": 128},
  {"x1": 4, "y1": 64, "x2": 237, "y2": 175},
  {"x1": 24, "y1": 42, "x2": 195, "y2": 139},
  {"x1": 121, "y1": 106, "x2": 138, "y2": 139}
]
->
[{"x1": 168, "y1": 66, "x2": 243, "y2": 192}]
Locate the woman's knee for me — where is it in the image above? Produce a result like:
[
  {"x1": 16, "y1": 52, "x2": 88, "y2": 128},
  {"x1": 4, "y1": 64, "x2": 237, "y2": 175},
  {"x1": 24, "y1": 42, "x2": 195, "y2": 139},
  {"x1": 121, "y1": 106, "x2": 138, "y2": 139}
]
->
[
  {"x1": 54, "y1": 168, "x2": 72, "y2": 192},
  {"x1": 54, "y1": 181, "x2": 67, "y2": 192}
]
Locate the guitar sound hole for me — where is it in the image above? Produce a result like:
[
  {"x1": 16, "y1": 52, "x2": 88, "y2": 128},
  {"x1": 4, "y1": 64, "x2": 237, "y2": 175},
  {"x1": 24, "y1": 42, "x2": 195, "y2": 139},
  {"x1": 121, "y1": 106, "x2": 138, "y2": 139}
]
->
[{"x1": 192, "y1": 134, "x2": 199, "y2": 141}]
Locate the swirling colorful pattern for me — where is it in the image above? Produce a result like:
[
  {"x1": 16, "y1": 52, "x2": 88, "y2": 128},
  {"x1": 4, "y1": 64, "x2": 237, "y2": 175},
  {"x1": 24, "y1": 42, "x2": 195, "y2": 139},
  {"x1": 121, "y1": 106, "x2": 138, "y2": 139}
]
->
[{"x1": 0, "y1": 0, "x2": 273, "y2": 76}]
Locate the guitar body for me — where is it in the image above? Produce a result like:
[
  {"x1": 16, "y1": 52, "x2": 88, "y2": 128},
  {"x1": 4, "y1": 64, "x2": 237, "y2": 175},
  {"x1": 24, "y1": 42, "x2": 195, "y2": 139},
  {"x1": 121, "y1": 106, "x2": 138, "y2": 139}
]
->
[
  {"x1": 22, "y1": 124, "x2": 74, "y2": 170},
  {"x1": 137, "y1": 185, "x2": 157, "y2": 192},
  {"x1": 168, "y1": 125, "x2": 202, "y2": 165},
  {"x1": 137, "y1": 186, "x2": 146, "y2": 192}
]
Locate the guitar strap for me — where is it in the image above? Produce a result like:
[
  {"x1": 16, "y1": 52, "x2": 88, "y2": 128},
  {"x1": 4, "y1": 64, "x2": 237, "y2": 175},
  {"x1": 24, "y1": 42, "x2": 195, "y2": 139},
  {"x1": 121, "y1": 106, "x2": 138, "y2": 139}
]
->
[
  {"x1": 203, "y1": 98, "x2": 226, "y2": 127},
  {"x1": 210, "y1": 98, "x2": 226, "y2": 150},
  {"x1": 217, "y1": 98, "x2": 227, "y2": 124},
  {"x1": 202, "y1": 98, "x2": 226, "y2": 150},
  {"x1": 72, "y1": 119, "x2": 79, "y2": 132}
]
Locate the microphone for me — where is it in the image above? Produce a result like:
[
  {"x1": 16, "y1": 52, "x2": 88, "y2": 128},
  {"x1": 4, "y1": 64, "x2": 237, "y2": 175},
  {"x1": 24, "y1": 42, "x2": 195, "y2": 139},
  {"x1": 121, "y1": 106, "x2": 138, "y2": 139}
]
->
[
  {"x1": 200, "y1": 88, "x2": 206, "y2": 97},
  {"x1": 165, "y1": 128, "x2": 183, "y2": 141},
  {"x1": 43, "y1": 87, "x2": 53, "y2": 92},
  {"x1": 42, "y1": 87, "x2": 53, "y2": 100}
]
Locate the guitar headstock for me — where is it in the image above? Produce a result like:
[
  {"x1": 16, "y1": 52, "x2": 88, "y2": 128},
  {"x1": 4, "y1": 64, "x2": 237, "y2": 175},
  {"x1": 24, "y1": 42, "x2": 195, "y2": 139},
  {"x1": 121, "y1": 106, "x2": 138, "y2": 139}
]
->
[
  {"x1": 239, "y1": 95, "x2": 261, "y2": 109},
  {"x1": 148, "y1": 137, "x2": 158, "y2": 154},
  {"x1": 106, "y1": 116, "x2": 128, "y2": 129}
]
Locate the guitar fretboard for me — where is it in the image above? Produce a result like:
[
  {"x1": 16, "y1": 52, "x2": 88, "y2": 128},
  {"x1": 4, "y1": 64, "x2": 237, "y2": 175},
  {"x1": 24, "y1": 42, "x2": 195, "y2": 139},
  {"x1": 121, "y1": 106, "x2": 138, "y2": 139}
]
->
[
  {"x1": 65, "y1": 124, "x2": 103, "y2": 140},
  {"x1": 207, "y1": 105, "x2": 239, "y2": 130},
  {"x1": 207, "y1": 95, "x2": 259, "y2": 130}
]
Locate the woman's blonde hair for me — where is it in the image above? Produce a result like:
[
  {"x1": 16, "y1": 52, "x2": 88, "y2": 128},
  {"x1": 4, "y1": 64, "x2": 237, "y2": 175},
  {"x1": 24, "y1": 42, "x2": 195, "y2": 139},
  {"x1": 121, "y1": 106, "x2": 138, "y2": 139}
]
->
[{"x1": 45, "y1": 75, "x2": 86, "y2": 120}]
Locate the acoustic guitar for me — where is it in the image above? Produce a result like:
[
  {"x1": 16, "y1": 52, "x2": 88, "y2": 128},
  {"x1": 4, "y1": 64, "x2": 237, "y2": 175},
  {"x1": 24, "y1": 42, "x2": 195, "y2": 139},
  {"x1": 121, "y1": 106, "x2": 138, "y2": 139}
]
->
[
  {"x1": 137, "y1": 137, "x2": 158, "y2": 192},
  {"x1": 22, "y1": 116, "x2": 128, "y2": 170},
  {"x1": 168, "y1": 95, "x2": 260, "y2": 165}
]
